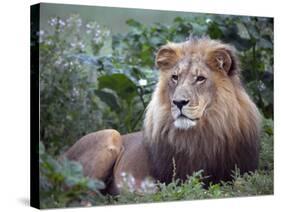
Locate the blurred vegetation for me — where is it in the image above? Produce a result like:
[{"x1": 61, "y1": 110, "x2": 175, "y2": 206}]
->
[
  {"x1": 35, "y1": 14, "x2": 273, "y2": 208},
  {"x1": 39, "y1": 141, "x2": 106, "y2": 208}
]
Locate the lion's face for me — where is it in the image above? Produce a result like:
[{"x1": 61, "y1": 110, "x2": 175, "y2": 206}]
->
[
  {"x1": 168, "y1": 57, "x2": 215, "y2": 129},
  {"x1": 155, "y1": 39, "x2": 236, "y2": 130}
]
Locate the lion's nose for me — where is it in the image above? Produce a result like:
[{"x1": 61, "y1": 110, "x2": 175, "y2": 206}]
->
[{"x1": 173, "y1": 99, "x2": 189, "y2": 110}]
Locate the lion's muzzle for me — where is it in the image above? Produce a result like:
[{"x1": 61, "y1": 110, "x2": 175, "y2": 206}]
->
[{"x1": 171, "y1": 97, "x2": 207, "y2": 129}]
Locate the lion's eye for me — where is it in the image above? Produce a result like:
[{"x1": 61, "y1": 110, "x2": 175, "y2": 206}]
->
[
  {"x1": 196, "y1": 76, "x2": 206, "y2": 82},
  {"x1": 172, "y1": 74, "x2": 178, "y2": 81}
]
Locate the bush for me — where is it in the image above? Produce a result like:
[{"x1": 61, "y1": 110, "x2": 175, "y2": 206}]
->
[
  {"x1": 36, "y1": 13, "x2": 273, "y2": 208},
  {"x1": 39, "y1": 141, "x2": 106, "y2": 208}
]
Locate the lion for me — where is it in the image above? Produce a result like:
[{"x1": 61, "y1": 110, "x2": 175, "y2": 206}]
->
[{"x1": 64, "y1": 37, "x2": 261, "y2": 194}]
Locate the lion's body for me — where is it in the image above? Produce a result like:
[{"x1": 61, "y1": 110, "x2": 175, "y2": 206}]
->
[
  {"x1": 65, "y1": 130, "x2": 149, "y2": 194},
  {"x1": 64, "y1": 38, "x2": 261, "y2": 194}
]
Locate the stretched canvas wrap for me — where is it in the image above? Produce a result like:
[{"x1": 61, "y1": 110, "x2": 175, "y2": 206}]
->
[{"x1": 30, "y1": 2, "x2": 274, "y2": 209}]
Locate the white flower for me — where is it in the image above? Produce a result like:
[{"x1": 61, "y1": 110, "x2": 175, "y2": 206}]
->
[
  {"x1": 54, "y1": 57, "x2": 63, "y2": 66},
  {"x1": 72, "y1": 88, "x2": 79, "y2": 97},
  {"x1": 70, "y1": 42, "x2": 76, "y2": 48},
  {"x1": 58, "y1": 19, "x2": 65, "y2": 27},
  {"x1": 96, "y1": 30, "x2": 101, "y2": 35},
  {"x1": 140, "y1": 178, "x2": 157, "y2": 194},
  {"x1": 258, "y1": 81, "x2": 266, "y2": 91},
  {"x1": 48, "y1": 17, "x2": 58, "y2": 26},
  {"x1": 120, "y1": 172, "x2": 127, "y2": 177},
  {"x1": 138, "y1": 79, "x2": 147, "y2": 86},
  {"x1": 78, "y1": 41, "x2": 85, "y2": 49},
  {"x1": 76, "y1": 19, "x2": 82, "y2": 27},
  {"x1": 45, "y1": 40, "x2": 53, "y2": 45},
  {"x1": 206, "y1": 18, "x2": 212, "y2": 24}
]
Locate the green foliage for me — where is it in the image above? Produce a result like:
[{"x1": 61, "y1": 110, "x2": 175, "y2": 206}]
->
[
  {"x1": 98, "y1": 74, "x2": 138, "y2": 103},
  {"x1": 37, "y1": 13, "x2": 273, "y2": 208},
  {"x1": 259, "y1": 118, "x2": 274, "y2": 171},
  {"x1": 39, "y1": 15, "x2": 110, "y2": 154},
  {"x1": 39, "y1": 15, "x2": 155, "y2": 154},
  {"x1": 39, "y1": 141, "x2": 106, "y2": 208}
]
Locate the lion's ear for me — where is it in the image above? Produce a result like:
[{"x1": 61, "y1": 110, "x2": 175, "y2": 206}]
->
[
  {"x1": 207, "y1": 48, "x2": 238, "y2": 76},
  {"x1": 155, "y1": 45, "x2": 179, "y2": 71}
]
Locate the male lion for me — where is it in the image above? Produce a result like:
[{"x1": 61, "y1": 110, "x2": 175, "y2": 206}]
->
[{"x1": 64, "y1": 37, "x2": 261, "y2": 194}]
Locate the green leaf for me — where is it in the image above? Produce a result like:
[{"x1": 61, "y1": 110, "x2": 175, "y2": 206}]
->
[
  {"x1": 126, "y1": 19, "x2": 142, "y2": 28},
  {"x1": 60, "y1": 158, "x2": 84, "y2": 178},
  {"x1": 87, "y1": 179, "x2": 105, "y2": 190},
  {"x1": 95, "y1": 89, "x2": 121, "y2": 111},
  {"x1": 207, "y1": 22, "x2": 223, "y2": 39},
  {"x1": 190, "y1": 23, "x2": 207, "y2": 36},
  {"x1": 65, "y1": 176, "x2": 81, "y2": 187},
  {"x1": 257, "y1": 37, "x2": 273, "y2": 49},
  {"x1": 247, "y1": 23, "x2": 259, "y2": 40},
  {"x1": 150, "y1": 36, "x2": 163, "y2": 46},
  {"x1": 98, "y1": 74, "x2": 138, "y2": 103},
  {"x1": 174, "y1": 17, "x2": 183, "y2": 22}
]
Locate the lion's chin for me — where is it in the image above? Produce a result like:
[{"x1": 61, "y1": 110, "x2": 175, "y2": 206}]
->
[{"x1": 174, "y1": 117, "x2": 197, "y2": 130}]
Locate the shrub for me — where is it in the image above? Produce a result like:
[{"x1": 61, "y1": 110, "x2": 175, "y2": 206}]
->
[{"x1": 39, "y1": 141, "x2": 106, "y2": 208}]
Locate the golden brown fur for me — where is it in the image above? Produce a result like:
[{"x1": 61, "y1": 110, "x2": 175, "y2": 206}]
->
[
  {"x1": 64, "y1": 37, "x2": 261, "y2": 193},
  {"x1": 65, "y1": 129, "x2": 123, "y2": 181}
]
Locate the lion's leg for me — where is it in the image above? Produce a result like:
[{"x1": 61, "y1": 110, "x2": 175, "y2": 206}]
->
[
  {"x1": 107, "y1": 132, "x2": 151, "y2": 195},
  {"x1": 64, "y1": 129, "x2": 123, "y2": 182}
]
